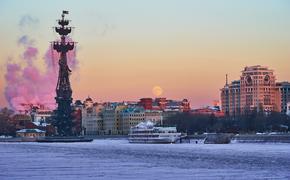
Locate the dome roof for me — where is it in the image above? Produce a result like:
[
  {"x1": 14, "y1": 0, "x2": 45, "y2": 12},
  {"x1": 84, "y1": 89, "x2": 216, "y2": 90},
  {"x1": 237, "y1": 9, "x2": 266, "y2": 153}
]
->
[{"x1": 85, "y1": 96, "x2": 93, "y2": 102}]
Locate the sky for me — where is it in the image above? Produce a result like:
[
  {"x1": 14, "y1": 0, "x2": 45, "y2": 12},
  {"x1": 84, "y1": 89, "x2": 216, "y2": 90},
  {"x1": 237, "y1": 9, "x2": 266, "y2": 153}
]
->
[{"x1": 0, "y1": 0, "x2": 290, "y2": 108}]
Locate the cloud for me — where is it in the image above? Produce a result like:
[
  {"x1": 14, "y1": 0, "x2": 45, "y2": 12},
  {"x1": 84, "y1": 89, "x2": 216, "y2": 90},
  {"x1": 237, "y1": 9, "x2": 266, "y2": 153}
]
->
[
  {"x1": 18, "y1": 35, "x2": 35, "y2": 46},
  {"x1": 90, "y1": 13, "x2": 116, "y2": 37},
  {"x1": 19, "y1": 15, "x2": 39, "y2": 28}
]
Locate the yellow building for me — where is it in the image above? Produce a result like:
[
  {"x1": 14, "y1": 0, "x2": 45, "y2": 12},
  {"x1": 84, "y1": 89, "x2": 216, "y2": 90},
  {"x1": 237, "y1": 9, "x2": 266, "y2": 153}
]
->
[
  {"x1": 103, "y1": 104, "x2": 127, "y2": 135},
  {"x1": 122, "y1": 107, "x2": 145, "y2": 135}
]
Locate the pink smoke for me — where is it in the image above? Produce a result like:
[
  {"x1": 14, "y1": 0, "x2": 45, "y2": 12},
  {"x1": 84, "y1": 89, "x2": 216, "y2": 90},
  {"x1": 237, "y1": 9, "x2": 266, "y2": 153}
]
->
[
  {"x1": 4, "y1": 36, "x2": 78, "y2": 111},
  {"x1": 23, "y1": 46, "x2": 38, "y2": 65}
]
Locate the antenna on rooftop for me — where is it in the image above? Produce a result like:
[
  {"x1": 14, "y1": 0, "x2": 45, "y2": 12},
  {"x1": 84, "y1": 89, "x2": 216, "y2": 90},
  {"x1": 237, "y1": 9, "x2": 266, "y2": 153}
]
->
[{"x1": 226, "y1": 74, "x2": 228, "y2": 86}]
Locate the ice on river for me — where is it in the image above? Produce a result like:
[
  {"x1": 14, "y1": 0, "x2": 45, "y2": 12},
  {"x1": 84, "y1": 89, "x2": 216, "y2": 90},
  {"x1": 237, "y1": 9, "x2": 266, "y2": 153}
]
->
[{"x1": 0, "y1": 139, "x2": 290, "y2": 180}]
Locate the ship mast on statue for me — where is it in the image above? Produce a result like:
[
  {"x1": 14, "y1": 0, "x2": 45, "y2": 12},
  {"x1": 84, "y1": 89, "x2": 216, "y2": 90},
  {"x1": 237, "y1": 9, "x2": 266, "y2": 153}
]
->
[{"x1": 53, "y1": 11, "x2": 74, "y2": 136}]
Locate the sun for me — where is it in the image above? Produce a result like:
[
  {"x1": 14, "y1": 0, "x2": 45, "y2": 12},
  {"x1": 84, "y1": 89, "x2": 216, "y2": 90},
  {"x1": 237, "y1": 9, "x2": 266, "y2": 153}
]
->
[{"x1": 152, "y1": 86, "x2": 163, "y2": 97}]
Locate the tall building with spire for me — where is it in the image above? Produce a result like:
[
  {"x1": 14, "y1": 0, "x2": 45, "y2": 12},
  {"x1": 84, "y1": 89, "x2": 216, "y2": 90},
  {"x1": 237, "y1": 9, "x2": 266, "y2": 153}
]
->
[
  {"x1": 220, "y1": 75, "x2": 240, "y2": 116},
  {"x1": 220, "y1": 75, "x2": 229, "y2": 116}
]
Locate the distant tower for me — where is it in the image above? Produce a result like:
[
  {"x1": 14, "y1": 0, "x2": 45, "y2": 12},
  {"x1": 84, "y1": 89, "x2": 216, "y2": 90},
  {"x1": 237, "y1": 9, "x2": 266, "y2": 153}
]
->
[
  {"x1": 53, "y1": 11, "x2": 75, "y2": 136},
  {"x1": 220, "y1": 74, "x2": 230, "y2": 116},
  {"x1": 226, "y1": 74, "x2": 228, "y2": 86}
]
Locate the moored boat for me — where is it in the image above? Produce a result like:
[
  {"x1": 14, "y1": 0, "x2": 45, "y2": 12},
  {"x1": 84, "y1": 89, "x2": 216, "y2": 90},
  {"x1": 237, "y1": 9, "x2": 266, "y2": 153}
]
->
[
  {"x1": 128, "y1": 121, "x2": 182, "y2": 144},
  {"x1": 36, "y1": 136, "x2": 93, "y2": 143}
]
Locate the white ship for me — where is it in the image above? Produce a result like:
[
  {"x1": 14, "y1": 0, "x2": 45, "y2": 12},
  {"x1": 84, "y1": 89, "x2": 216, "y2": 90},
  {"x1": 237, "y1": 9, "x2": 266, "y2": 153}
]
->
[{"x1": 128, "y1": 121, "x2": 182, "y2": 144}]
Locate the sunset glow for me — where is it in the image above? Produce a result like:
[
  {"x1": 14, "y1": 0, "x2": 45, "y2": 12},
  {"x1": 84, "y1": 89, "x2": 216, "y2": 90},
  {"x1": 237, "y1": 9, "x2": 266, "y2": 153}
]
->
[{"x1": 0, "y1": 0, "x2": 289, "y2": 108}]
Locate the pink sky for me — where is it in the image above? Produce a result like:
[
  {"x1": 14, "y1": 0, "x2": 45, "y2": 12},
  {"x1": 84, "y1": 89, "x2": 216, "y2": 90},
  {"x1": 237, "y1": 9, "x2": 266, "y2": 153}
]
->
[{"x1": 0, "y1": 0, "x2": 290, "y2": 109}]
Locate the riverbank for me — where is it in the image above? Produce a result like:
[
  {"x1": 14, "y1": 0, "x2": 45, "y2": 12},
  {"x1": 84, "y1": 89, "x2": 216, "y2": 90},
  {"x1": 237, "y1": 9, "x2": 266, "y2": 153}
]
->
[
  {"x1": 232, "y1": 134, "x2": 290, "y2": 143},
  {"x1": 1, "y1": 133, "x2": 290, "y2": 143},
  {"x1": 189, "y1": 133, "x2": 290, "y2": 143}
]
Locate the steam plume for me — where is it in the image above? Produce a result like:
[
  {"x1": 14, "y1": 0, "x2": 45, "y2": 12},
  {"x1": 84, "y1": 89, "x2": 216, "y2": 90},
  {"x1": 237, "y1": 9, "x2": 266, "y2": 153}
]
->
[{"x1": 4, "y1": 36, "x2": 78, "y2": 111}]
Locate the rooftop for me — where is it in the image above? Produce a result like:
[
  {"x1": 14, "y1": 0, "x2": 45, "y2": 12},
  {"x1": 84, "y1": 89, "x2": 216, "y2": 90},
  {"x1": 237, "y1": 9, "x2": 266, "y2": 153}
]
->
[
  {"x1": 16, "y1": 129, "x2": 46, "y2": 133},
  {"x1": 243, "y1": 65, "x2": 272, "y2": 72}
]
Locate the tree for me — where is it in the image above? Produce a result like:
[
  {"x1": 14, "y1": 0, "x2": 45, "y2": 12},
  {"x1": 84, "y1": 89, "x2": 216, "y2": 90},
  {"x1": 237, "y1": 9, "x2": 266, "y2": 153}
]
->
[{"x1": 0, "y1": 107, "x2": 16, "y2": 136}]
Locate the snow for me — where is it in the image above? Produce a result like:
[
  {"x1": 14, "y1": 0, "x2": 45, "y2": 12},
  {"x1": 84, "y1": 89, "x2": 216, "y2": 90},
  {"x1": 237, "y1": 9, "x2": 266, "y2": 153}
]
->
[
  {"x1": 135, "y1": 121, "x2": 154, "y2": 129},
  {"x1": 16, "y1": 128, "x2": 45, "y2": 133},
  {"x1": 0, "y1": 140, "x2": 290, "y2": 179}
]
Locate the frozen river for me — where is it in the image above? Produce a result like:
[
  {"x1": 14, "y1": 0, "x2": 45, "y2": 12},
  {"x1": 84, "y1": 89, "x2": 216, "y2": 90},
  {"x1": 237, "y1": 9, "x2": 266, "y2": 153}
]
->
[{"x1": 0, "y1": 140, "x2": 290, "y2": 180}]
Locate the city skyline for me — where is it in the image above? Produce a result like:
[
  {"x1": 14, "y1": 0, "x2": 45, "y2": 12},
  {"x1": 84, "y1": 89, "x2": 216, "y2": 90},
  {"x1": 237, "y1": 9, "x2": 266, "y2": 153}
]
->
[{"x1": 1, "y1": 0, "x2": 290, "y2": 109}]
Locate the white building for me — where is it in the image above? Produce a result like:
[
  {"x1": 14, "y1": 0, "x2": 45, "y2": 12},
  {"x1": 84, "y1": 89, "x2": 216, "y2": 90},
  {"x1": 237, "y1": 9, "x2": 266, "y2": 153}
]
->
[
  {"x1": 102, "y1": 105, "x2": 116, "y2": 135},
  {"x1": 144, "y1": 110, "x2": 163, "y2": 125},
  {"x1": 82, "y1": 97, "x2": 104, "y2": 136},
  {"x1": 31, "y1": 109, "x2": 53, "y2": 127},
  {"x1": 287, "y1": 102, "x2": 290, "y2": 116},
  {"x1": 276, "y1": 82, "x2": 290, "y2": 114}
]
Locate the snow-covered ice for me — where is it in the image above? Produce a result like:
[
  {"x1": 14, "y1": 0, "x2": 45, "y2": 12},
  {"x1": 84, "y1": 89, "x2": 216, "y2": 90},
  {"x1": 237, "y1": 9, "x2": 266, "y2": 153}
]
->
[{"x1": 0, "y1": 139, "x2": 290, "y2": 180}]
